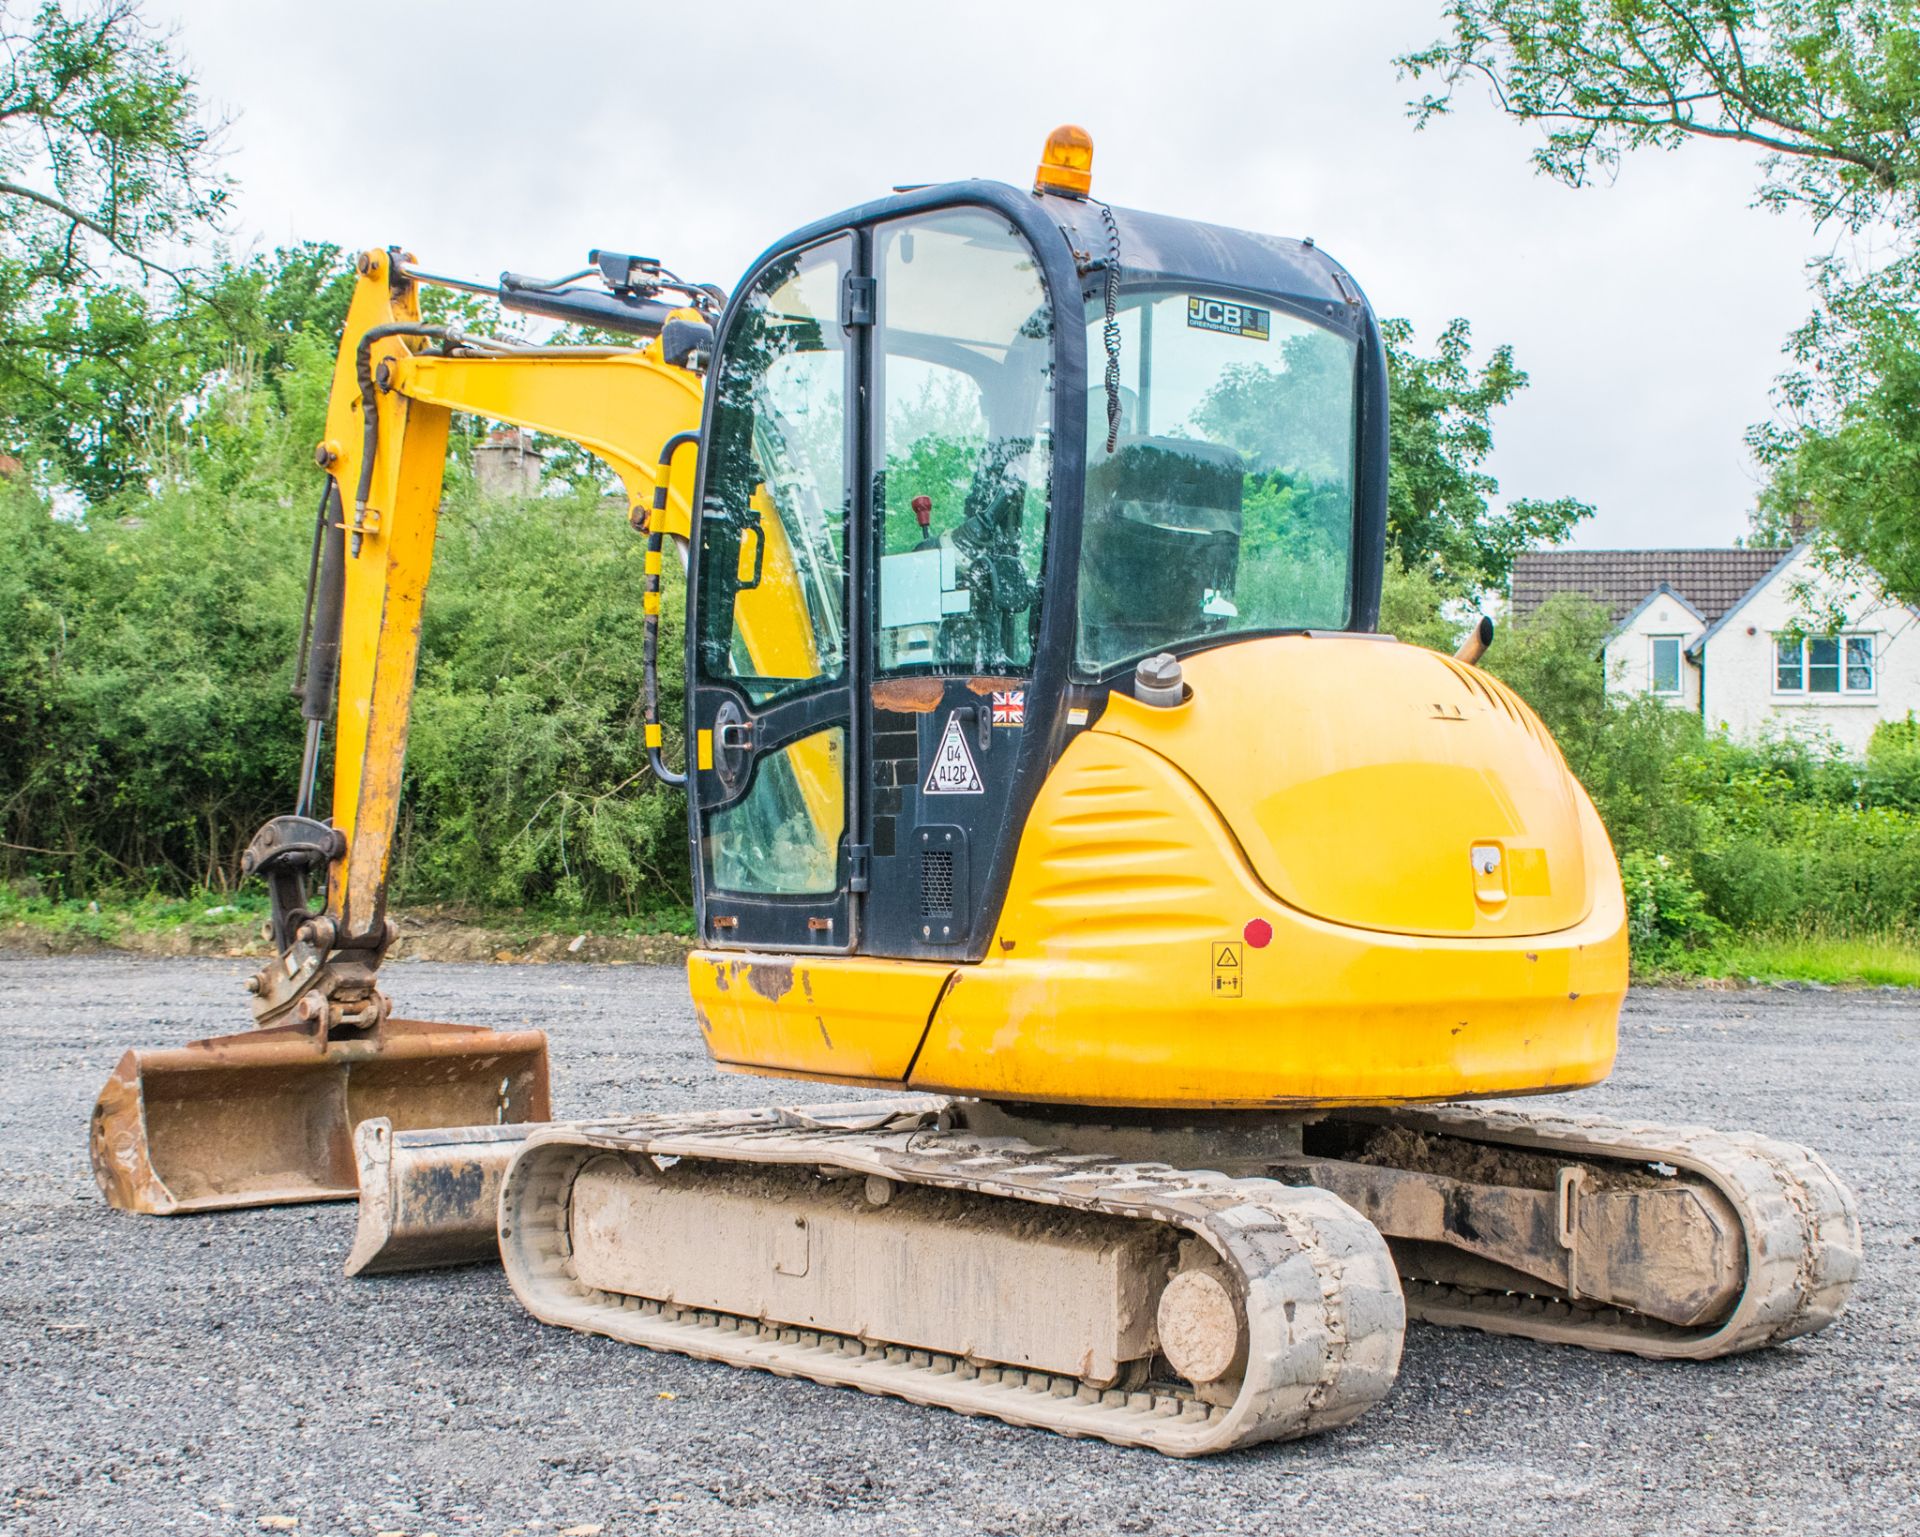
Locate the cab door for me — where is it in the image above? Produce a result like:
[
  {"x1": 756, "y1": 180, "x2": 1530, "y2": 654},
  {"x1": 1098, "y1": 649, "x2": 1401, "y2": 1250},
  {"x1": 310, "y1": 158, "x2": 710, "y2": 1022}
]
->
[
  {"x1": 688, "y1": 235, "x2": 859, "y2": 951},
  {"x1": 861, "y1": 207, "x2": 1057, "y2": 961}
]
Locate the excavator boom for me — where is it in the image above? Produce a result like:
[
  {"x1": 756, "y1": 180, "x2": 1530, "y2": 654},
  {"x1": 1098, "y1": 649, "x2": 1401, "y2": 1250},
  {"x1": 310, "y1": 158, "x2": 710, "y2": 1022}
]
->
[{"x1": 91, "y1": 249, "x2": 712, "y2": 1213}]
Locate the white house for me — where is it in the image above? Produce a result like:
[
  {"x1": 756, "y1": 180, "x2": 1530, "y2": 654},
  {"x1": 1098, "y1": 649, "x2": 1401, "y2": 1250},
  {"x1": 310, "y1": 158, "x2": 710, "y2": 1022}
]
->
[{"x1": 1510, "y1": 545, "x2": 1920, "y2": 754}]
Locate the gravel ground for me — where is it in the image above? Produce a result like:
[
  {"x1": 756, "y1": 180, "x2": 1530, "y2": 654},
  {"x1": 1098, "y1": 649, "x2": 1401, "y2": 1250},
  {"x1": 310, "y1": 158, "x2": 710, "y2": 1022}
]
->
[{"x1": 1, "y1": 954, "x2": 1915, "y2": 1537}]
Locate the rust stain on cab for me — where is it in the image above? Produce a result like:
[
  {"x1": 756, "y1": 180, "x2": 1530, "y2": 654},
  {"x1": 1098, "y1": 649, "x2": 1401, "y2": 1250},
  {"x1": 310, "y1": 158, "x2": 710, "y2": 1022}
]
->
[{"x1": 871, "y1": 678, "x2": 944, "y2": 713}]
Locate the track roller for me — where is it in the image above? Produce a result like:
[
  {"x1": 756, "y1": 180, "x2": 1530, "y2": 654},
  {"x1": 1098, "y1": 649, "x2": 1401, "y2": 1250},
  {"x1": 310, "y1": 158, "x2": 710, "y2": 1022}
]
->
[{"x1": 498, "y1": 1103, "x2": 1405, "y2": 1455}]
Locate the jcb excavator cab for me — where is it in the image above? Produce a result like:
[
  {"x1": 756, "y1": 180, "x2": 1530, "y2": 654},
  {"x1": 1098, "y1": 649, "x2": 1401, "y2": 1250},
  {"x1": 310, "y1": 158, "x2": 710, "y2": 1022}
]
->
[
  {"x1": 683, "y1": 174, "x2": 1387, "y2": 957},
  {"x1": 90, "y1": 125, "x2": 1603, "y2": 1214},
  {"x1": 680, "y1": 139, "x2": 1631, "y2": 1106}
]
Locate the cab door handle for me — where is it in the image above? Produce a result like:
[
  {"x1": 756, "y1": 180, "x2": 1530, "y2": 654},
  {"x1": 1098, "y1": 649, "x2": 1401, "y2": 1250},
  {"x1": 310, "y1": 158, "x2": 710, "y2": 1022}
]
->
[{"x1": 961, "y1": 705, "x2": 991, "y2": 753}]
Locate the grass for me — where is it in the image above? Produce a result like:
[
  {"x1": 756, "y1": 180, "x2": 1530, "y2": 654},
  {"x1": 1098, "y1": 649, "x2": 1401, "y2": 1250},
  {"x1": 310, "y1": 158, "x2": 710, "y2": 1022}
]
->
[
  {"x1": 0, "y1": 882, "x2": 696, "y2": 952},
  {"x1": 0, "y1": 885, "x2": 270, "y2": 945},
  {"x1": 6, "y1": 884, "x2": 1914, "y2": 987},
  {"x1": 415, "y1": 898, "x2": 698, "y2": 942},
  {"x1": 1643, "y1": 930, "x2": 1920, "y2": 988}
]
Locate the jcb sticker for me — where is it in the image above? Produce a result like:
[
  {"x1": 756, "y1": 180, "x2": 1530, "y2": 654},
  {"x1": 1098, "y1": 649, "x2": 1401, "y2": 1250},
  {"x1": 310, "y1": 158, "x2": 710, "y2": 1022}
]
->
[
  {"x1": 1211, "y1": 941, "x2": 1243, "y2": 998},
  {"x1": 1187, "y1": 296, "x2": 1271, "y2": 341}
]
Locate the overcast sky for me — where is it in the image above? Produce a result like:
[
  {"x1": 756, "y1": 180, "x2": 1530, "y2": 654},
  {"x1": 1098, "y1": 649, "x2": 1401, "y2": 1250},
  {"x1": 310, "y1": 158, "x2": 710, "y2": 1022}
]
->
[{"x1": 167, "y1": 0, "x2": 1827, "y2": 550}]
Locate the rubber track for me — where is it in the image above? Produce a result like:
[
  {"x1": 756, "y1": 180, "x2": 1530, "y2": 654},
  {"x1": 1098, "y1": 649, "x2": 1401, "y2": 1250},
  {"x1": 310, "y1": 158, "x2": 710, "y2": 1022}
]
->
[
  {"x1": 1367, "y1": 1104, "x2": 1862, "y2": 1358},
  {"x1": 499, "y1": 1103, "x2": 1406, "y2": 1455}
]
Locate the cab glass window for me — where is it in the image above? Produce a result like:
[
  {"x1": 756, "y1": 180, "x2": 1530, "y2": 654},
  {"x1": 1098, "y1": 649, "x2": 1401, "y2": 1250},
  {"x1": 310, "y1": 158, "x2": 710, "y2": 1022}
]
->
[
  {"x1": 1076, "y1": 291, "x2": 1357, "y2": 674},
  {"x1": 696, "y1": 237, "x2": 850, "y2": 706},
  {"x1": 708, "y1": 728, "x2": 845, "y2": 895},
  {"x1": 874, "y1": 209, "x2": 1052, "y2": 674}
]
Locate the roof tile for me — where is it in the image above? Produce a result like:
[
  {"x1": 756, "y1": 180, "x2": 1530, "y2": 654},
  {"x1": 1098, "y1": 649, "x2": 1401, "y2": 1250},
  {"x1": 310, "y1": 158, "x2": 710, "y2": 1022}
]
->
[{"x1": 1510, "y1": 548, "x2": 1789, "y2": 625}]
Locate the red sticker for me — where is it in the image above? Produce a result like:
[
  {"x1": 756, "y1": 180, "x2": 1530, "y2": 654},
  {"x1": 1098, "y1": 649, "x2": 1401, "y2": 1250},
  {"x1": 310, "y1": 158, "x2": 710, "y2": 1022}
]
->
[{"x1": 1242, "y1": 918, "x2": 1273, "y2": 949}]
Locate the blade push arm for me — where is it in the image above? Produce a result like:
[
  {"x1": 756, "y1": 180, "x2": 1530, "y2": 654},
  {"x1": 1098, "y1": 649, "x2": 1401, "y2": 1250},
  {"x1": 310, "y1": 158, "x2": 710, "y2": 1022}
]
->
[{"x1": 248, "y1": 247, "x2": 707, "y2": 1036}]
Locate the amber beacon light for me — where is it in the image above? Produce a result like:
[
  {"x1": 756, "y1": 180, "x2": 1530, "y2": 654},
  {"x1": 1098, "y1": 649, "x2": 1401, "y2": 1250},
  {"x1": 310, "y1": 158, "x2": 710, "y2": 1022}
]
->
[{"x1": 1033, "y1": 124, "x2": 1094, "y2": 198}]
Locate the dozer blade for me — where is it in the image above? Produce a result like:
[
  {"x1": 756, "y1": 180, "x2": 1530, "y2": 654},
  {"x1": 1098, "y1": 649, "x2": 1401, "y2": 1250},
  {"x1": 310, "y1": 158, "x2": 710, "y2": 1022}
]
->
[
  {"x1": 342, "y1": 1104, "x2": 890, "y2": 1277},
  {"x1": 90, "y1": 1017, "x2": 550, "y2": 1215},
  {"x1": 345, "y1": 1118, "x2": 534, "y2": 1276}
]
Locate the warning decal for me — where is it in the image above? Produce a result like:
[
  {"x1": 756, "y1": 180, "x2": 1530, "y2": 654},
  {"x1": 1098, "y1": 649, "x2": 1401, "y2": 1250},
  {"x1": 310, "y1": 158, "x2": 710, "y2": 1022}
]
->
[
  {"x1": 1211, "y1": 941, "x2": 1244, "y2": 998},
  {"x1": 924, "y1": 712, "x2": 985, "y2": 795}
]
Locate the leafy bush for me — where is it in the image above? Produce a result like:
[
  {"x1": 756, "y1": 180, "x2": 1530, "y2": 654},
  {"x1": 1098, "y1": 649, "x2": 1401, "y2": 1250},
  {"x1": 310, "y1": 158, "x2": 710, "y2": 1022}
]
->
[
  {"x1": 0, "y1": 473, "x2": 691, "y2": 918},
  {"x1": 1619, "y1": 851, "x2": 1725, "y2": 965},
  {"x1": 396, "y1": 487, "x2": 690, "y2": 917},
  {"x1": 1864, "y1": 713, "x2": 1920, "y2": 813},
  {"x1": 0, "y1": 476, "x2": 308, "y2": 891},
  {"x1": 1692, "y1": 802, "x2": 1920, "y2": 935}
]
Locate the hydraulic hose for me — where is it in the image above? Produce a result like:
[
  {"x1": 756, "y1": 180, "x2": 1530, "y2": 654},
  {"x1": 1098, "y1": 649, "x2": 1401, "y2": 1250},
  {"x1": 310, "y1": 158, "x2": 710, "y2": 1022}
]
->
[
  {"x1": 294, "y1": 482, "x2": 348, "y2": 818},
  {"x1": 350, "y1": 322, "x2": 522, "y2": 554},
  {"x1": 352, "y1": 323, "x2": 459, "y2": 554}
]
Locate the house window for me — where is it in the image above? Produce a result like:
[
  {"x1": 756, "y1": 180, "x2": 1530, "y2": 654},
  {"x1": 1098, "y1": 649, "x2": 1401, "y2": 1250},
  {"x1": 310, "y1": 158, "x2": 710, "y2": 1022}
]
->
[
  {"x1": 1775, "y1": 636, "x2": 1803, "y2": 691},
  {"x1": 1774, "y1": 633, "x2": 1874, "y2": 695},
  {"x1": 1649, "y1": 635, "x2": 1683, "y2": 695},
  {"x1": 1809, "y1": 636, "x2": 1840, "y2": 692},
  {"x1": 1847, "y1": 635, "x2": 1875, "y2": 691}
]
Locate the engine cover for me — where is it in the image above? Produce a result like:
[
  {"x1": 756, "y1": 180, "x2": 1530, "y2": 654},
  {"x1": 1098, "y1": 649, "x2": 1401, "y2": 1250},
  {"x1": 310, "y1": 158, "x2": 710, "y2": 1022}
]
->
[{"x1": 1098, "y1": 636, "x2": 1592, "y2": 938}]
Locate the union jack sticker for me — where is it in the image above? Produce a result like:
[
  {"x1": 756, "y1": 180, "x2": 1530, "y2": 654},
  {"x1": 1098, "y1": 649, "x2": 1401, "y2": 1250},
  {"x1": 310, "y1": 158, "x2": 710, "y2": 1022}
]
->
[{"x1": 991, "y1": 689, "x2": 1025, "y2": 727}]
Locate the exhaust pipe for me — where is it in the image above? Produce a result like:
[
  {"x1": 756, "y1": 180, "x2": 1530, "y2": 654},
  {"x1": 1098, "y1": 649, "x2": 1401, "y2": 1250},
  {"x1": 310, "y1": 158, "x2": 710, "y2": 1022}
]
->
[{"x1": 1454, "y1": 615, "x2": 1495, "y2": 666}]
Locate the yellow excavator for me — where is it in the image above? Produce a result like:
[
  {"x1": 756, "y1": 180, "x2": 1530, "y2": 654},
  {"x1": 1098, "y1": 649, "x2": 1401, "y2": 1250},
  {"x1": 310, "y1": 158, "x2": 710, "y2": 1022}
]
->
[{"x1": 90, "y1": 129, "x2": 1861, "y2": 1455}]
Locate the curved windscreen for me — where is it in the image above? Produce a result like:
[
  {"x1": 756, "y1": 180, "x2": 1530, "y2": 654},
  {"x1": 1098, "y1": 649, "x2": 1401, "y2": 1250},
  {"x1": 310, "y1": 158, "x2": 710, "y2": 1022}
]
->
[{"x1": 1076, "y1": 290, "x2": 1358, "y2": 673}]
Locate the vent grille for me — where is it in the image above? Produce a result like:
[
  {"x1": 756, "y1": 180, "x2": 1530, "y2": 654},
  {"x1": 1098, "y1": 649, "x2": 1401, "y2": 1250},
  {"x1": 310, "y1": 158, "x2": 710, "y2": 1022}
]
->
[
  {"x1": 920, "y1": 850, "x2": 955, "y2": 917},
  {"x1": 1438, "y1": 655, "x2": 1552, "y2": 747}
]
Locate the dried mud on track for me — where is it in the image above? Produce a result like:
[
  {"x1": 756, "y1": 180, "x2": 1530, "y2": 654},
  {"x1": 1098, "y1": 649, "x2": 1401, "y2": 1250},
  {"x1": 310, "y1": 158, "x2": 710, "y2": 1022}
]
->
[{"x1": 1, "y1": 954, "x2": 1915, "y2": 1537}]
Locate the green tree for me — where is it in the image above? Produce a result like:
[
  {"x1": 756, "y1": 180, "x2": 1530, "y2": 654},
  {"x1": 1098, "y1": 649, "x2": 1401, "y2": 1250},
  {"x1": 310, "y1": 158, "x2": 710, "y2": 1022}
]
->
[
  {"x1": 1383, "y1": 316, "x2": 1592, "y2": 593},
  {"x1": 1, "y1": 0, "x2": 228, "y2": 493},
  {"x1": 1757, "y1": 316, "x2": 1920, "y2": 599},
  {"x1": 1376, "y1": 556, "x2": 1464, "y2": 650},
  {"x1": 1191, "y1": 315, "x2": 1591, "y2": 595},
  {"x1": 12, "y1": 241, "x2": 391, "y2": 503},
  {"x1": 1400, "y1": 2, "x2": 1918, "y2": 234},
  {"x1": 1399, "y1": 1, "x2": 1920, "y2": 599}
]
